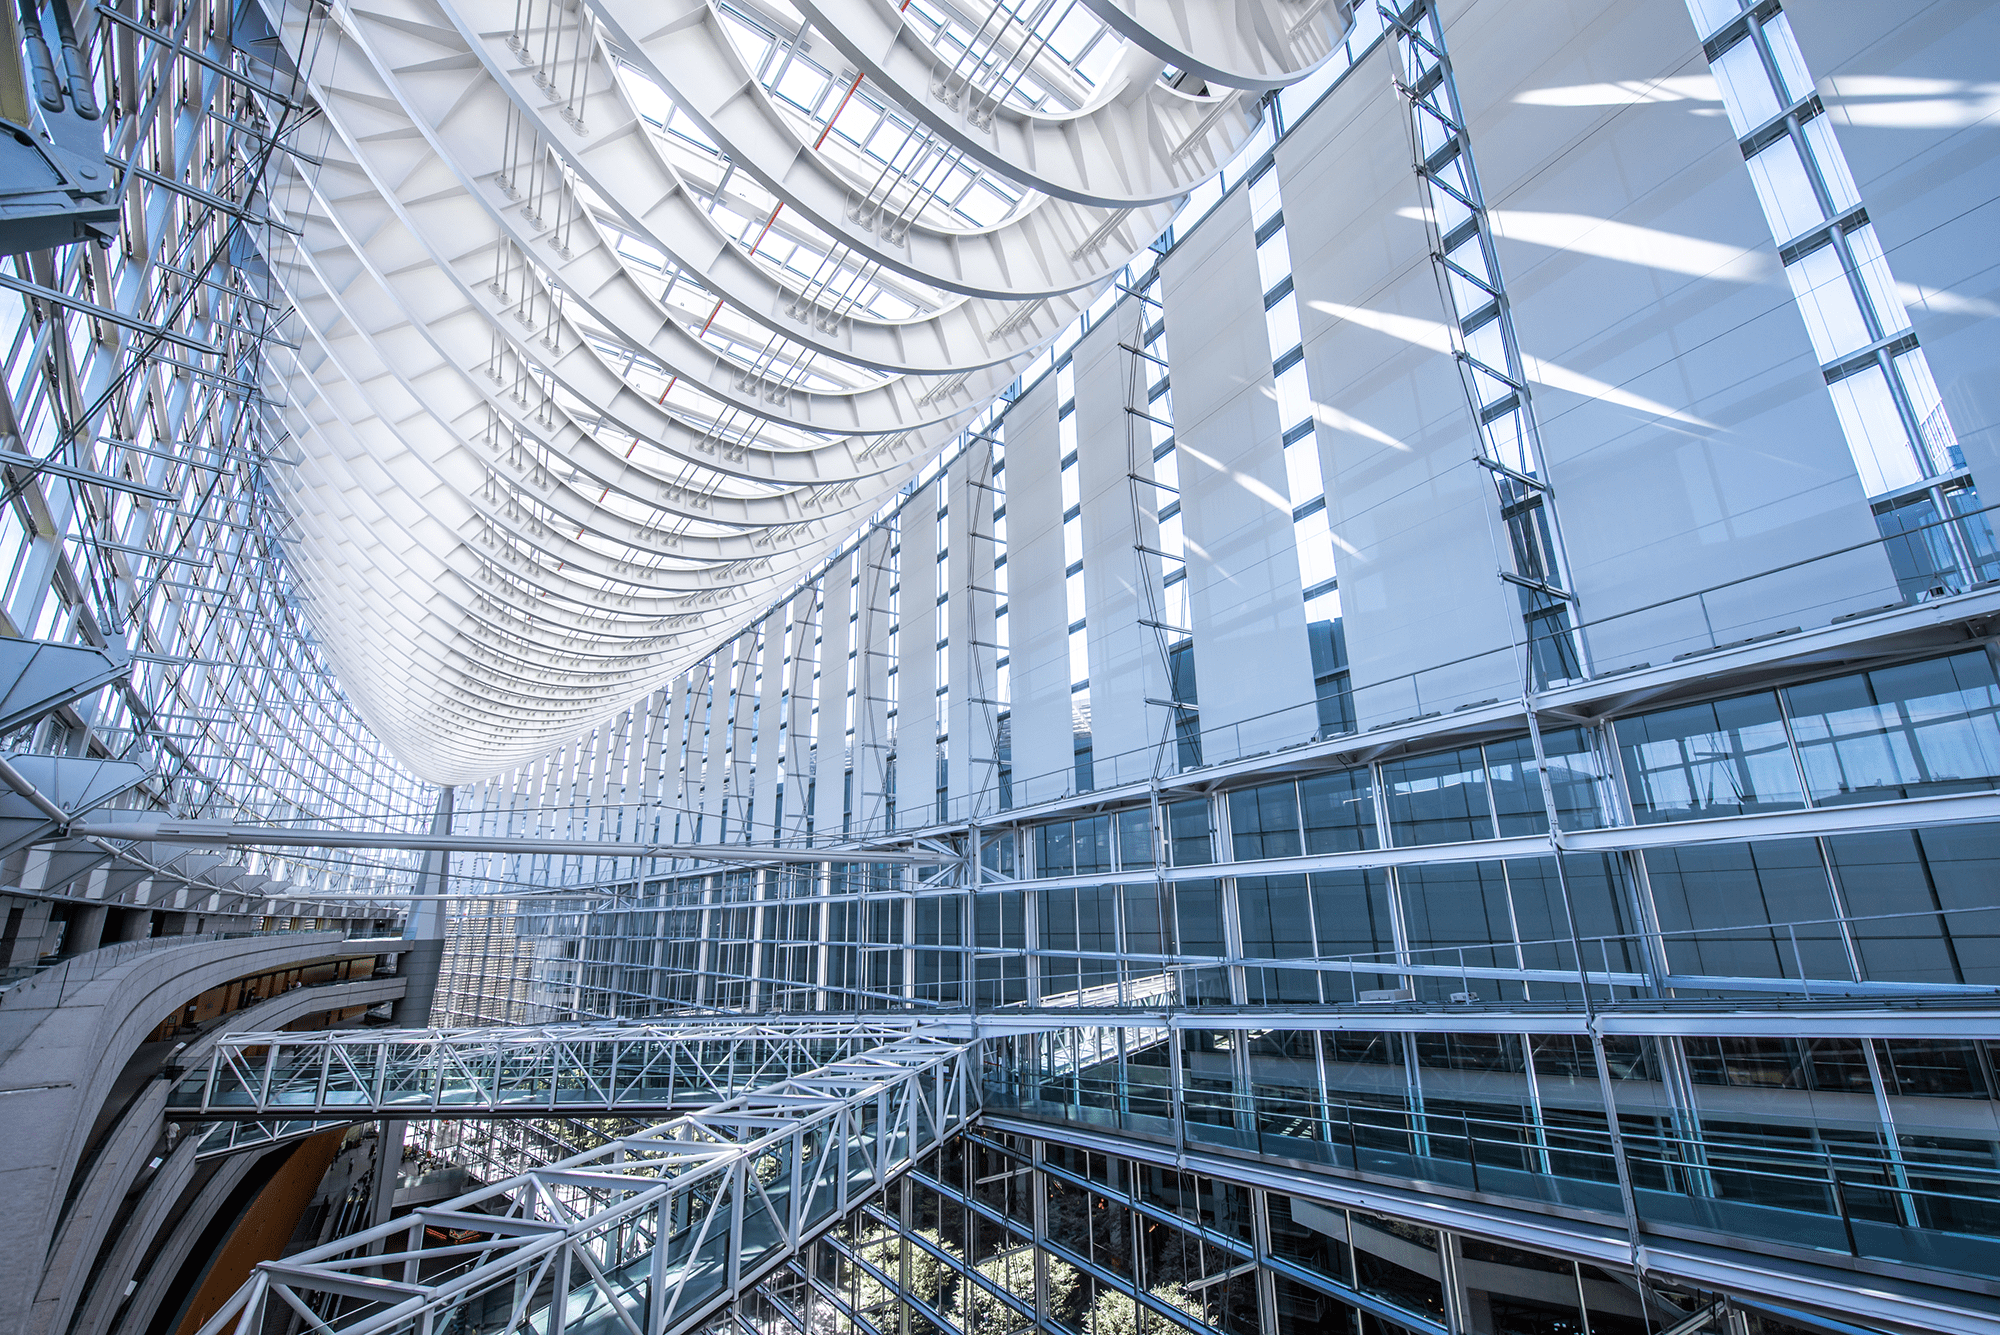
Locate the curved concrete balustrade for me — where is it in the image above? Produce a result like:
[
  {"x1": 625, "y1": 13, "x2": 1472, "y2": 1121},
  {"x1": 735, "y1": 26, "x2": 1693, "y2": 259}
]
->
[
  {"x1": 0, "y1": 931, "x2": 406, "y2": 1335},
  {"x1": 35, "y1": 972, "x2": 407, "y2": 1335}
]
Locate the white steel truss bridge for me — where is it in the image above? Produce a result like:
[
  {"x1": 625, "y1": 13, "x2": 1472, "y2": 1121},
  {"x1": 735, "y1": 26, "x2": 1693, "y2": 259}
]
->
[
  {"x1": 166, "y1": 1017, "x2": 941, "y2": 1119},
  {"x1": 194, "y1": 1029, "x2": 978, "y2": 1335}
]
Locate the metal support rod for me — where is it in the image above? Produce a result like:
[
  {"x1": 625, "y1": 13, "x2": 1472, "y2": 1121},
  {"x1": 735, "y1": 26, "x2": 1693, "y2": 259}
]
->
[
  {"x1": 60, "y1": 816, "x2": 944, "y2": 864},
  {"x1": 0, "y1": 754, "x2": 76, "y2": 828}
]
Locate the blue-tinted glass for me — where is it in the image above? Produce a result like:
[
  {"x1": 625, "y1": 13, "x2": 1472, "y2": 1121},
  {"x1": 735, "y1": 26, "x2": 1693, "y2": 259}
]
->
[
  {"x1": 1482, "y1": 728, "x2": 1606, "y2": 835},
  {"x1": 1074, "y1": 814, "x2": 1113, "y2": 874},
  {"x1": 1617, "y1": 692, "x2": 1803, "y2": 822},
  {"x1": 1310, "y1": 869, "x2": 1398, "y2": 996},
  {"x1": 1880, "y1": 1038, "x2": 1990, "y2": 1099},
  {"x1": 1484, "y1": 735, "x2": 1548, "y2": 837},
  {"x1": 1229, "y1": 781, "x2": 1302, "y2": 861},
  {"x1": 1947, "y1": 483, "x2": 2000, "y2": 583},
  {"x1": 1894, "y1": 822, "x2": 2000, "y2": 986},
  {"x1": 1037, "y1": 821, "x2": 1075, "y2": 876},
  {"x1": 1174, "y1": 879, "x2": 1226, "y2": 966},
  {"x1": 1041, "y1": 889, "x2": 1080, "y2": 995},
  {"x1": 1384, "y1": 746, "x2": 1492, "y2": 845},
  {"x1": 1642, "y1": 839, "x2": 1844, "y2": 982},
  {"x1": 1396, "y1": 861, "x2": 1521, "y2": 1002},
  {"x1": 1238, "y1": 875, "x2": 1319, "y2": 1003},
  {"x1": 1121, "y1": 883, "x2": 1164, "y2": 957},
  {"x1": 1874, "y1": 490, "x2": 1961, "y2": 600},
  {"x1": 1168, "y1": 799, "x2": 1212, "y2": 866},
  {"x1": 1785, "y1": 651, "x2": 2000, "y2": 805},
  {"x1": 1116, "y1": 807, "x2": 1154, "y2": 868},
  {"x1": 1824, "y1": 829, "x2": 1966, "y2": 987},
  {"x1": 1301, "y1": 768, "x2": 1377, "y2": 852},
  {"x1": 1077, "y1": 886, "x2": 1118, "y2": 988}
]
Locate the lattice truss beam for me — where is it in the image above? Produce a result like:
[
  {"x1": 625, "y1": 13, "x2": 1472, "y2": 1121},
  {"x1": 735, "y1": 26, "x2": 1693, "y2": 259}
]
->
[
  {"x1": 195, "y1": 1029, "x2": 980, "y2": 1335},
  {"x1": 169, "y1": 1016, "x2": 936, "y2": 1116},
  {"x1": 0, "y1": 0, "x2": 438, "y2": 915},
  {"x1": 239, "y1": 0, "x2": 1353, "y2": 781}
]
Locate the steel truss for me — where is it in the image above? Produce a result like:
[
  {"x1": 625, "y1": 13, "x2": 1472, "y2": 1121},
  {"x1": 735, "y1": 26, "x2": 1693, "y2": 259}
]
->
[
  {"x1": 195, "y1": 1031, "x2": 979, "y2": 1335},
  {"x1": 0, "y1": 0, "x2": 440, "y2": 920},
  {"x1": 169, "y1": 1017, "x2": 938, "y2": 1118}
]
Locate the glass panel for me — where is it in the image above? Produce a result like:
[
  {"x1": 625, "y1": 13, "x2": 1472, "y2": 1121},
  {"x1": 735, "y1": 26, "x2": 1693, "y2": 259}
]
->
[
  {"x1": 1482, "y1": 728, "x2": 1605, "y2": 836},
  {"x1": 1683, "y1": 0, "x2": 1743, "y2": 39},
  {"x1": 1873, "y1": 488, "x2": 1961, "y2": 599},
  {"x1": 1121, "y1": 883, "x2": 1165, "y2": 959},
  {"x1": 1311, "y1": 870, "x2": 1398, "y2": 996},
  {"x1": 1351, "y1": 1213, "x2": 1446, "y2": 1320},
  {"x1": 1643, "y1": 839, "x2": 1846, "y2": 981},
  {"x1": 1785, "y1": 241, "x2": 1870, "y2": 362},
  {"x1": 1383, "y1": 746, "x2": 1493, "y2": 845},
  {"x1": 1824, "y1": 829, "x2": 1969, "y2": 986},
  {"x1": 1229, "y1": 781, "x2": 1303, "y2": 861},
  {"x1": 1300, "y1": 767, "x2": 1376, "y2": 851},
  {"x1": 1238, "y1": 876, "x2": 1317, "y2": 1003},
  {"x1": 1616, "y1": 692, "x2": 1804, "y2": 821},
  {"x1": 1459, "y1": 1239, "x2": 1583, "y2": 1335},
  {"x1": 1711, "y1": 33, "x2": 1782, "y2": 134},
  {"x1": 1761, "y1": 12, "x2": 1815, "y2": 105},
  {"x1": 1880, "y1": 1038, "x2": 1991, "y2": 1099},
  {"x1": 1116, "y1": 807, "x2": 1154, "y2": 869},
  {"x1": 1038, "y1": 821, "x2": 1075, "y2": 877},
  {"x1": 1747, "y1": 134, "x2": 1823, "y2": 242},
  {"x1": 1830, "y1": 364, "x2": 1922, "y2": 497},
  {"x1": 1397, "y1": 861, "x2": 1523, "y2": 1002},
  {"x1": 1848, "y1": 223, "x2": 1911, "y2": 335},
  {"x1": 1075, "y1": 815, "x2": 1114, "y2": 875},
  {"x1": 1801, "y1": 112, "x2": 1861, "y2": 211},
  {"x1": 1174, "y1": 881, "x2": 1225, "y2": 961},
  {"x1": 1783, "y1": 651, "x2": 2000, "y2": 804},
  {"x1": 1168, "y1": 799, "x2": 1212, "y2": 866},
  {"x1": 1945, "y1": 483, "x2": 2000, "y2": 584},
  {"x1": 1897, "y1": 347, "x2": 1961, "y2": 473}
]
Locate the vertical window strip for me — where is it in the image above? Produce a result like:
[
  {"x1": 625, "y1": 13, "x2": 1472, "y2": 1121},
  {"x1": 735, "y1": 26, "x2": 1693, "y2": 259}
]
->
[
  {"x1": 1684, "y1": 0, "x2": 1994, "y2": 597},
  {"x1": 1387, "y1": 0, "x2": 1586, "y2": 688}
]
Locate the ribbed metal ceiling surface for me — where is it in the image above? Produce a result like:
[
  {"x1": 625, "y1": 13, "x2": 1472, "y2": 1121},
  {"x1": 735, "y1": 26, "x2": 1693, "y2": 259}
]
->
[{"x1": 256, "y1": 0, "x2": 1349, "y2": 781}]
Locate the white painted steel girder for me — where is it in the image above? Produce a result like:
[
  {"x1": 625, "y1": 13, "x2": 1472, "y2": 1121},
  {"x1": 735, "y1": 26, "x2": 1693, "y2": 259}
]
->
[
  {"x1": 170, "y1": 1019, "x2": 930, "y2": 1117},
  {"x1": 792, "y1": 0, "x2": 1270, "y2": 208},
  {"x1": 1082, "y1": 0, "x2": 1352, "y2": 90},
  {"x1": 580, "y1": 0, "x2": 1176, "y2": 300},
  {"x1": 194, "y1": 1031, "x2": 979, "y2": 1335},
  {"x1": 246, "y1": 0, "x2": 1289, "y2": 780},
  {"x1": 418, "y1": 0, "x2": 1099, "y2": 367}
]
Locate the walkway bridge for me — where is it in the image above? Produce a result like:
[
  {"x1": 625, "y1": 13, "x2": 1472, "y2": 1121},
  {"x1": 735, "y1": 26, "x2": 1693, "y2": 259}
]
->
[
  {"x1": 166, "y1": 1017, "x2": 939, "y2": 1120},
  {"x1": 194, "y1": 1028, "x2": 978, "y2": 1335}
]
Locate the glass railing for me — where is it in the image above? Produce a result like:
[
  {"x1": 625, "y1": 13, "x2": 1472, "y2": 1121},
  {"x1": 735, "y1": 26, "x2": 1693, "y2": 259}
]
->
[{"x1": 988, "y1": 1072, "x2": 2000, "y2": 1280}]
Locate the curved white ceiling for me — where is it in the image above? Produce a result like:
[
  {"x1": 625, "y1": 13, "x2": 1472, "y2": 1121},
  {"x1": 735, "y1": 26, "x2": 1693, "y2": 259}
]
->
[{"x1": 254, "y1": 0, "x2": 1350, "y2": 783}]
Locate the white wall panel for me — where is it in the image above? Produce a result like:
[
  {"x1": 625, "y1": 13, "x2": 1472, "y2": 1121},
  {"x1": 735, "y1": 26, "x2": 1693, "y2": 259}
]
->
[
  {"x1": 1280, "y1": 39, "x2": 1524, "y2": 725},
  {"x1": 1163, "y1": 188, "x2": 1319, "y2": 761},
  {"x1": 1785, "y1": 0, "x2": 2000, "y2": 488},
  {"x1": 696, "y1": 638, "x2": 742, "y2": 842},
  {"x1": 852, "y1": 527, "x2": 895, "y2": 833},
  {"x1": 947, "y1": 449, "x2": 999, "y2": 820},
  {"x1": 899, "y1": 481, "x2": 941, "y2": 829},
  {"x1": 750, "y1": 607, "x2": 787, "y2": 843},
  {"x1": 666, "y1": 669, "x2": 697, "y2": 842},
  {"x1": 726, "y1": 632, "x2": 757, "y2": 841},
  {"x1": 781, "y1": 595, "x2": 820, "y2": 843},
  {"x1": 1005, "y1": 378, "x2": 1075, "y2": 804},
  {"x1": 811, "y1": 558, "x2": 852, "y2": 842},
  {"x1": 638, "y1": 688, "x2": 666, "y2": 841},
  {"x1": 1073, "y1": 306, "x2": 1174, "y2": 785},
  {"x1": 660, "y1": 676, "x2": 689, "y2": 841},
  {"x1": 1447, "y1": 0, "x2": 1896, "y2": 668}
]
